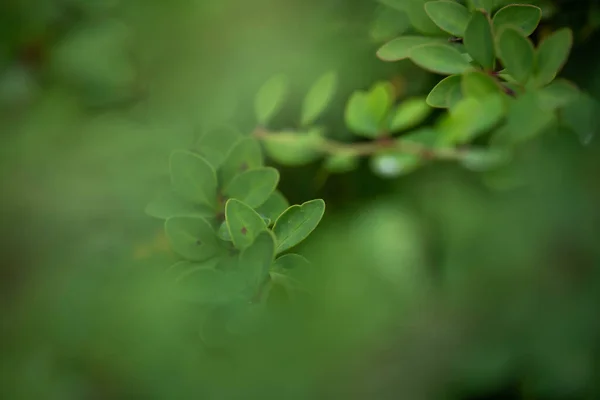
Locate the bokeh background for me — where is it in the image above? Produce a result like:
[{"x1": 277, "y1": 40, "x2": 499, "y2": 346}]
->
[{"x1": 2, "y1": 0, "x2": 600, "y2": 399}]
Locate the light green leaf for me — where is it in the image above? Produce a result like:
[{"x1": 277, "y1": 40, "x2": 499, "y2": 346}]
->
[
  {"x1": 367, "y1": 81, "x2": 395, "y2": 129},
  {"x1": 239, "y1": 230, "x2": 276, "y2": 294},
  {"x1": 426, "y1": 75, "x2": 462, "y2": 108},
  {"x1": 446, "y1": 79, "x2": 464, "y2": 107},
  {"x1": 225, "y1": 198, "x2": 267, "y2": 250},
  {"x1": 388, "y1": 97, "x2": 432, "y2": 132},
  {"x1": 165, "y1": 216, "x2": 219, "y2": 261},
  {"x1": 219, "y1": 137, "x2": 264, "y2": 188},
  {"x1": 255, "y1": 74, "x2": 288, "y2": 126},
  {"x1": 496, "y1": 26, "x2": 535, "y2": 84},
  {"x1": 438, "y1": 94, "x2": 505, "y2": 144},
  {"x1": 424, "y1": 1, "x2": 471, "y2": 37},
  {"x1": 537, "y1": 79, "x2": 579, "y2": 110},
  {"x1": 301, "y1": 71, "x2": 338, "y2": 126},
  {"x1": 145, "y1": 190, "x2": 215, "y2": 220},
  {"x1": 461, "y1": 70, "x2": 503, "y2": 98},
  {"x1": 273, "y1": 199, "x2": 326, "y2": 254},
  {"x1": 377, "y1": 36, "x2": 446, "y2": 61},
  {"x1": 492, "y1": 5, "x2": 542, "y2": 37},
  {"x1": 223, "y1": 167, "x2": 279, "y2": 208},
  {"x1": 170, "y1": 150, "x2": 217, "y2": 209},
  {"x1": 409, "y1": 43, "x2": 472, "y2": 75},
  {"x1": 261, "y1": 129, "x2": 325, "y2": 166},
  {"x1": 255, "y1": 190, "x2": 290, "y2": 222},
  {"x1": 534, "y1": 28, "x2": 573, "y2": 87},
  {"x1": 370, "y1": 152, "x2": 421, "y2": 178},
  {"x1": 324, "y1": 152, "x2": 360, "y2": 173},
  {"x1": 464, "y1": 11, "x2": 495, "y2": 70},
  {"x1": 217, "y1": 221, "x2": 232, "y2": 241},
  {"x1": 194, "y1": 125, "x2": 242, "y2": 169},
  {"x1": 345, "y1": 91, "x2": 379, "y2": 137}
]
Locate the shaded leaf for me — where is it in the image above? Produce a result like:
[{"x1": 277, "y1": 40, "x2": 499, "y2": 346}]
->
[
  {"x1": 534, "y1": 28, "x2": 573, "y2": 87},
  {"x1": 464, "y1": 11, "x2": 495, "y2": 70},
  {"x1": 165, "y1": 216, "x2": 219, "y2": 261},
  {"x1": 273, "y1": 199, "x2": 326, "y2": 254},
  {"x1": 145, "y1": 190, "x2": 214, "y2": 220},
  {"x1": 370, "y1": 7, "x2": 411, "y2": 41},
  {"x1": 219, "y1": 137, "x2": 264, "y2": 188},
  {"x1": 239, "y1": 230, "x2": 276, "y2": 294},
  {"x1": 170, "y1": 150, "x2": 217, "y2": 208},
  {"x1": 194, "y1": 125, "x2": 242, "y2": 169},
  {"x1": 255, "y1": 191, "x2": 290, "y2": 222},
  {"x1": 301, "y1": 71, "x2": 338, "y2": 126},
  {"x1": 496, "y1": 27, "x2": 535, "y2": 84},
  {"x1": 225, "y1": 199, "x2": 267, "y2": 250},
  {"x1": 537, "y1": 79, "x2": 579, "y2": 110},
  {"x1": 223, "y1": 167, "x2": 279, "y2": 208},
  {"x1": 273, "y1": 253, "x2": 311, "y2": 272},
  {"x1": 424, "y1": 1, "x2": 471, "y2": 37}
]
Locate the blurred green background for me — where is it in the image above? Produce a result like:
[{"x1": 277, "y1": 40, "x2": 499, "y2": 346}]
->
[{"x1": 1, "y1": 0, "x2": 600, "y2": 399}]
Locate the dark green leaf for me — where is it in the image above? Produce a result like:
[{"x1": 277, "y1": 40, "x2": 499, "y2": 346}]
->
[
  {"x1": 537, "y1": 79, "x2": 579, "y2": 110},
  {"x1": 223, "y1": 167, "x2": 279, "y2": 208},
  {"x1": 424, "y1": 1, "x2": 471, "y2": 37},
  {"x1": 165, "y1": 216, "x2": 219, "y2": 261},
  {"x1": 492, "y1": 5, "x2": 542, "y2": 37},
  {"x1": 219, "y1": 137, "x2": 264, "y2": 188},
  {"x1": 388, "y1": 97, "x2": 432, "y2": 132},
  {"x1": 146, "y1": 190, "x2": 214, "y2": 220},
  {"x1": 534, "y1": 28, "x2": 573, "y2": 87},
  {"x1": 377, "y1": 36, "x2": 446, "y2": 61},
  {"x1": 225, "y1": 198, "x2": 267, "y2": 250},
  {"x1": 409, "y1": 43, "x2": 472, "y2": 75},
  {"x1": 468, "y1": 0, "x2": 493, "y2": 13},
  {"x1": 273, "y1": 199, "x2": 326, "y2": 254},
  {"x1": 496, "y1": 26, "x2": 535, "y2": 84},
  {"x1": 170, "y1": 150, "x2": 217, "y2": 209},
  {"x1": 426, "y1": 75, "x2": 462, "y2": 108},
  {"x1": 255, "y1": 191, "x2": 290, "y2": 222},
  {"x1": 255, "y1": 74, "x2": 288, "y2": 126},
  {"x1": 301, "y1": 71, "x2": 338, "y2": 126},
  {"x1": 464, "y1": 11, "x2": 495, "y2": 70}
]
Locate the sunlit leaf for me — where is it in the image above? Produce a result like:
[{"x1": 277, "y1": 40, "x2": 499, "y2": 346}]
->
[
  {"x1": 377, "y1": 36, "x2": 446, "y2": 61},
  {"x1": 409, "y1": 43, "x2": 472, "y2": 75},
  {"x1": 388, "y1": 97, "x2": 432, "y2": 132}
]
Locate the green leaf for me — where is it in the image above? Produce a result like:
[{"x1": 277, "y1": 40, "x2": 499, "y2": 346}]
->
[
  {"x1": 345, "y1": 91, "x2": 379, "y2": 136},
  {"x1": 194, "y1": 125, "x2": 242, "y2": 169},
  {"x1": 261, "y1": 129, "x2": 325, "y2": 166},
  {"x1": 273, "y1": 199, "x2": 326, "y2": 254},
  {"x1": 175, "y1": 264, "x2": 243, "y2": 304},
  {"x1": 537, "y1": 79, "x2": 579, "y2": 110},
  {"x1": 377, "y1": 36, "x2": 446, "y2": 61},
  {"x1": 225, "y1": 199, "x2": 267, "y2": 250},
  {"x1": 255, "y1": 74, "x2": 288, "y2": 126},
  {"x1": 323, "y1": 152, "x2": 360, "y2": 174},
  {"x1": 239, "y1": 230, "x2": 276, "y2": 294},
  {"x1": 388, "y1": 97, "x2": 432, "y2": 132},
  {"x1": 301, "y1": 71, "x2": 338, "y2": 126},
  {"x1": 409, "y1": 43, "x2": 472, "y2": 75},
  {"x1": 370, "y1": 7, "x2": 411, "y2": 41},
  {"x1": 492, "y1": 5, "x2": 542, "y2": 37},
  {"x1": 380, "y1": 0, "x2": 445, "y2": 34},
  {"x1": 424, "y1": 1, "x2": 471, "y2": 37},
  {"x1": 255, "y1": 191, "x2": 290, "y2": 222},
  {"x1": 370, "y1": 152, "x2": 421, "y2": 178},
  {"x1": 219, "y1": 137, "x2": 264, "y2": 188},
  {"x1": 426, "y1": 74, "x2": 462, "y2": 108},
  {"x1": 217, "y1": 221, "x2": 232, "y2": 241},
  {"x1": 165, "y1": 216, "x2": 219, "y2": 261},
  {"x1": 496, "y1": 26, "x2": 535, "y2": 85},
  {"x1": 273, "y1": 253, "x2": 311, "y2": 272},
  {"x1": 170, "y1": 150, "x2": 217, "y2": 209},
  {"x1": 461, "y1": 70, "x2": 503, "y2": 98},
  {"x1": 492, "y1": 91, "x2": 556, "y2": 145},
  {"x1": 558, "y1": 92, "x2": 599, "y2": 145},
  {"x1": 534, "y1": 28, "x2": 573, "y2": 87},
  {"x1": 464, "y1": 11, "x2": 495, "y2": 70},
  {"x1": 468, "y1": 0, "x2": 493, "y2": 13},
  {"x1": 438, "y1": 94, "x2": 505, "y2": 144},
  {"x1": 367, "y1": 81, "x2": 394, "y2": 129},
  {"x1": 223, "y1": 167, "x2": 279, "y2": 208},
  {"x1": 145, "y1": 190, "x2": 215, "y2": 219}
]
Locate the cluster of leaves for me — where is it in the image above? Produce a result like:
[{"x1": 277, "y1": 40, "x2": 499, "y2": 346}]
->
[
  {"x1": 145, "y1": 126, "x2": 325, "y2": 346},
  {"x1": 251, "y1": 0, "x2": 597, "y2": 182}
]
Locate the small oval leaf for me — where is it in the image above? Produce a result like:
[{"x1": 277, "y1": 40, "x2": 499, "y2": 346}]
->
[
  {"x1": 409, "y1": 43, "x2": 472, "y2": 75},
  {"x1": 170, "y1": 150, "x2": 217, "y2": 209},
  {"x1": 426, "y1": 75, "x2": 462, "y2": 108},
  {"x1": 534, "y1": 27, "x2": 573, "y2": 87},
  {"x1": 219, "y1": 137, "x2": 264, "y2": 188},
  {"x1": 377, "y1": 36, "x2": 446, "y2": 62},
  {"x1": 165, "y1": 216, "x2": 219, "y2": 261},
  {"x1": 424, "y1": 1, "x2": 471, "y2": 37},
  {"x1": 388, "y1": 97, "x2": 432, "y2": 132},
  {"x1": 255, "y1": 190, "x2": 290, "y2": 222},
  {"x1": 492, "y1": 4, "x2": 541, "y2": 37},
  {"x1": 223, "y1": 167, "x2": 279, "y2": 208},
  {"x1": 225, "y1": 199, "x2": 267, "y2": 250},
  {"x1": 255, "y1": 74, "x2": 288, "y2": 126},
  {"x1": 273, "y1": 199, "x2": 325, "y2": 254},
  {"x1": 464, "y1": 11, "x2": 495, "y2": 70},
  {"x1": 496, "y1": 26, "x2": 535, "y2": 85},
  {"x1": 146, "y1": 190, "x2": 214, "y2": 220},
  {"x1": 301, "y1": 71, "x2": 338, "y2": 126}
]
